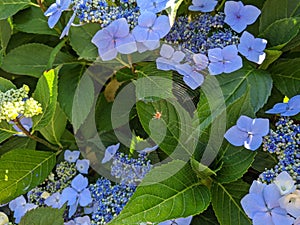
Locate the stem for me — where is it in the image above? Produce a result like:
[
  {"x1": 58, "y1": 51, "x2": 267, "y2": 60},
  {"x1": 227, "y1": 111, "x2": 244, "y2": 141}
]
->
[
  {"x1": 116, "y1": 56, "x2": 131, "y2": 68},
  {"x1": 36, "y1": 0, "x2": 47, "y2": 12},
  {"x1": 13, "y1": 118, "x2": 61, "y2": 152},
  {"x1": 216, "y1": 0, "x2": 226, "y2": 12}
]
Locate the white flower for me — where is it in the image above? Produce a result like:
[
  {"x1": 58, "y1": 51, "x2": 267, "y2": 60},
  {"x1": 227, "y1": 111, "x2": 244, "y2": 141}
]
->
[{"x1": 274, "y1": 171, "x2": 296, "y2": 195}]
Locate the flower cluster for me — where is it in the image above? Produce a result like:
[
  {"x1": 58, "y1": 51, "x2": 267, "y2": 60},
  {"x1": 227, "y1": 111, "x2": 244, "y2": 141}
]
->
[{"x1": 0, "y1": 85, "x2": 42, "y2": 122}]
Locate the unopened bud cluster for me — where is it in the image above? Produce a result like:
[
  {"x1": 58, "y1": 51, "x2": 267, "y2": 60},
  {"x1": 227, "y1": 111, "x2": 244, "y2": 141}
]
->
[{"x1": 0, "y1": 85, "x2": 42, "y2": 122}]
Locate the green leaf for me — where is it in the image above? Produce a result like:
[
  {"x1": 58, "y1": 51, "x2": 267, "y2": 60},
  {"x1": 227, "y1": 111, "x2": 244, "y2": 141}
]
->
[
  {"x1": 259, "y1": 0, "x2": 300, "y2": 32},
  {"x1": 0, "y1": 19, "x2": 12, "y2": 52},
  {"x1": 1, "y1": 43, "x2": 74, "y2": 77},
  {"x1": 191, "y1": 206, "x2": 220, "y2": 225},
  {"x1": 190, "y1": 158, "x2": 216, "y2": 179},
  {"x1": 32, "y1": 69, "x2": 58, "y2": 130},
  {"x1": 109, "y1": 160, "x2": 211, "y2": 224},
  {"x1": 0, "y1": 0, "x2": 31, "y2": 20},
  {"x1": 216, "y1": 144, "x2": 256, "y2": 183},
  {"x1": 19, "y1": 206, "x2": 65, "y2": 225},
  {"x1": 13, "y1": 7, "x2": 59, "y2": 36},
  {"x1": 0, "y1": 77, "x2": 16, "y2": 91},
  {"x1": 259, "y1": 49, "x2": 282, "y2": 70},
  {"x1": 165, "y1": 0, "x2": 184, "y2": 26},
  {"x1": 211, "y1": 180, "x2": 251, "y2": 225},
  {"x1": 39, "y1": 103, "x2": 67, "y2": 147},
  {"x1": 0, "y1": 121, "x2": 16, "y2": 143},
  {"x1": 69, "y1": 23, "x2": 99, "y2": 60},
  {"x1": 0, "y1": 149, "x2": 56, "y2": 204},
  {"x1": 269, "y1": 58, "x2": 300, "y2": 97},
  {"x1": 252, "y1": 150, "x2": 278, "y2": 172},
  {"x1": 0, "y1": 137, "x2": 36, "y2": 156},
  {"x1": 260, "y1": 17, "x2": 300, "y2": 49}
]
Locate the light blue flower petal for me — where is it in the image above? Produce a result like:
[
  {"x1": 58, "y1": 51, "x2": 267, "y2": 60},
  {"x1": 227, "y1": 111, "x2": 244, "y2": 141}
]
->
[
  {"x1": 102, "y1": 143, "x2": 120, "y2": 164},
  {"x1": 208, "y1": 47, "x2": 222, "y2": 62},
  {"x1": 263, "y1": 184, "x2": 281, "y2": 209},
  {"x1": 61, "y1": 187, "x2": 78, "y2": 205},
  {"x1": 175, "y1": 63, "x2": 192, "y2": 77},
  {"x1": 251, "y1": 118, "x2": 269, "y2": 136},
  {"x1": 99, "y1": 43, "x2": 118, "y2": 61},
  {"x1": 132, "y1": 26, "x2": 149, "y2": 42},
  {"x1": 44, "y1": 4, "x2": 58, "y2": 16},
  {"x1": 116, "y1": 34, "x2": 137, "y2": 54},
  {"x1": 224, "y1": 125, "x2": 248, "y2": 146},
  {"x1": 60, "y1": 12, "x2": 76, "y2": 39},
  {"x1": 76, "y1": 159, "x2": 90, "y2": 174},
  {"x1": 253, "y1": 38, "x2": 267, "y2": 52},
  {"x1": 272, "y1": 208, "x2": 294, "y2": 225},
  {"x1": 92, "y1": 29, "x2": 113, "y2": 49},
  {"x1": 156, "y1": 57, "x2": 173, "y2": 71},
  {"x1": 160, "y1": 44, "x2": 174, "y2": 58},
  {"x1": 143, "y1": 31, "x2": 160, "y2": 49},
  {"x1": 281, "y1": 109, "x2": 300, "y2": 117},
  {"x1": 224, "y1": 56, "x2": 242, "y2": 73},
  {"x1": 208, "y1": 61, "x2": 224, "y2": 75},
  {"x1": 183, "y1": 71, "x2": 204, "y2": 90},
  {"x1": 79, "y1": 189, "x2": 92, "y2": 207},
  {"x1": 288, "y1": 95, "x2": 300, "y2": 110},
  {"x1": 153, "y1": 15, "x2": 170, "y2": 38},
  {"x1": 241, "y1": 5, "x2": 261, "y2": 25},
  {"x1": 189, "y1": 0, "x2": 218, "y2": 12},
  {"x1": 60, "y1": 0, "x2": 71, "y2": 10},
  {"x1": 64, "y1": 150, "x2": 80, "y2": 163},
  {"x1": 246, "y1": 50, "x2": 266, "y2": 64},
  {"x1": 252, "y1": 212, "x2": 273, "y2": 225},
  {"x1": 249, "y1": 180, "x2": 266, "y2": 194},
  {"x1": 245, "y1": 134, "x2": 262, "y2": 150},
  {"x1": 224, "y1": 1, "x2": 243, "y2": 26},
  {"x1": 236, "y1": 115, "x2": 253, "y2": 132},
  {"x1": 71, "y1": 174, "x2": 88, "y2": 192},
  {"x1": 172, "y1": 51, "x2": 185, "y2": 63},
  {"x1": 193, "y1": 53, "x2": 208, "y2": 70},
  {"x1": 68, "y1": 200, "x2": 79, "y2": 218},
  {"x1": 138, "y1": 145, "x2": 159, "y2": 154},
  {"x1": 111, "y1": 18, "x2": 130, "y2": 38},
  {"x1": 48, "y1": 10, "x2": 62, "y2": 29},
  {"x1": 222, "y1": 45, "x2": 238, "y2": 60},
  {"x1": 241, "y1": 193, "x2": 266, "y2": 219},
  {"x1": 266, "y1": 103, "x2": 288, "y2": 114},
  {"x1": 136, "y1": 42, "x2": 149, "y2": 53},
  {"x1": 138, "y1": 12, "x2": 157, "y2": 27}
]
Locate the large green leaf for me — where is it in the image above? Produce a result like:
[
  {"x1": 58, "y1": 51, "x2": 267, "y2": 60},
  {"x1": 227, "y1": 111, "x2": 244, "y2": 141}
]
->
[
  {"x1": 259, "y1": 0, "x2": 300, "y2": 32},
  {"x1": 39, "y1": 103, "x2": 67, "y2": 147},
  {"x1": 211, "y1": 180, "x2": 251, "y2": 225},
  {"x1": 1, "y1": 43, "x2": 73, "y2": 77},
  {"x1": 69, "y1": 23, "x2": 99, "y2": 60},
  {"x1": 216, "y1": 144, "x2": 256, "y2": 184},
  {"x1": 0, "y1": 136, "x2": 36, "y2": 156},
  {"x1": 0, "y1": 0, "x2": 31, "y2": 20},
  {"x1": 268, "y1": 58, "x2": 300, "y2": 97},
  {"x1": 32, "y1": 69, "x2": 58, "y2": 130},
  {"x1": 191, "y1": 206, "x2": 220, "y2": 225},
  {"x1": 109, "y1": 160, "x2": 211, "y2": 225},
  {"x1": 0, "y1": 121, "x2": 16, "y2": 144},
  {"x1": 19, "y1": 206, "x2": 65, "y2": 225},
  {"x1": 0, "y1": 77, "x2": 16, "y2": 91},
  {"x1": 0, "y1": 149, "x2": 56, "y2": 204},
  {"x1": 252, "y1": 150, "x2": 278, "y2": 172},
  {"x1": 13, "y1": 7, "x2": 58, "y2": 36},
  {"x1": 260, "y1": 17, "x2": 300, "y2": 49},
  {"x1": 0, "y1": 19, "x2": 12, "y2": 52}
]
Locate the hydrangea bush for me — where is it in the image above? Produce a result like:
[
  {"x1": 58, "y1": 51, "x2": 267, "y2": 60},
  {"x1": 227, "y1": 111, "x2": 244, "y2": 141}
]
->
[{"x1": 0, "y1": 0, "x2": 299, "y2": 224}]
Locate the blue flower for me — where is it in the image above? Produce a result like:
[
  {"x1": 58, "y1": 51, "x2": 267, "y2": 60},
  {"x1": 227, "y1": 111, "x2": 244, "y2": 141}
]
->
[
  {"x1": 158, "y1": 216, "x2": 193, "y2": 225},
  {"x1": 44, "y1": 0, "x2": 71, "y2": 28},
  {"x1": 224, "y1": 1, "x2": 261, "y2": 33},
  {"x1": 92, "y1": 18, "x2": 137, "y2": 61},
  {"x1": 132, "y1": 12, "x2": 170, "y2": 50},
  {"x1": 44, "y1": 192, "x2": 64, "y2": 209},
  {"x1": 137, "y1": 0, "x2": 170, "y2": 13},
  {"x1": 65, "y1": 216, "x2": 91, "y2": 225},
  {"x1": 76, "y1": 159, "x2": 90, "y2": 174},
  {"x1": 61, "y1": 174, "x2": 92, "y2": 218},
  {"x1": 60, "y1": 12, "x2": 76, "y2": 39},
  {"x1": 238, "y1": 31, "x2": 267, "y2": 64},
  {"x1": 241, "y1": 181, "x2": 294, "y2": 225},
  {"x1": 137, "y1": 145, "x2": 159, "y2": 154},
  {"x1": 9, "y1": 195, "x2": 37, "y2": 223},
  {"x1": 12, "y1": 117, "x2": 33, "y2": 136},
  {"x1": 101, "y1": 143, "x2": 120, "y2": 164},
  {"x1": 266, "y1": 95, "x2": 300, "y2": 116},
  {"x1": 175, "y1": 63, "x2": 205, "y2": 90},
  {"x1": 64, "y1": 150, "x2": 80, "y2": 163},
  {"x1": 188, "y1": 0, "x2": 218, "y2": 12},
  {"x1": 156, "y1": 44, "x2": 185, "y2": 71},
  {"x1": 224, "y1": 115, "x2": 269, "y2": 150},
  {"x1": 208, "y1": 45, "x2": 242, "y2": 75}
]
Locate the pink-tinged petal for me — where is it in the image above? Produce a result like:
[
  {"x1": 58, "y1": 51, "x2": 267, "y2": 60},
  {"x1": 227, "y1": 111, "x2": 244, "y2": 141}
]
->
[
  {"x1": 224, "y1": 125, "x2": 248, "y2": 146},
  {"x1": 241, "y1": 193, "x2": 267, "y2": 219},
  {"x1": 153, "y1": 15, "x2": 171, "y2": 38},
  {"x1": 160, "y1": 44, "x2": 174, "y2": 58},
  {"x1": 263, "y1": 184, "x2": 281, "y2": 209},
  {"x1": 236, "y1": 115, "x2": 253, "y2": 132},
  {"x1": 116, "y1": 34, "x2": 137, "y2": 54},
  {"x1": 132, "y1": 26, "x2": 149, "y2": 42},
  {"x1": 252, "y1": 212, "x2": 273, "y2": 225},
  {"x1": 79, "y1": 189, "x2": 92, "y2": 206},
  {"x1": 244, "y1": 134, "x2": 262, "y2": 150},
  {"x1": 251, "y1": 118, "x2": 269, "y2": 136},
  {"x1": 241, "y1": 5, "x2": 261, "y2": 25},
  {"x1": 138, "y1": 12, "x2": 157, "y2": 27}
]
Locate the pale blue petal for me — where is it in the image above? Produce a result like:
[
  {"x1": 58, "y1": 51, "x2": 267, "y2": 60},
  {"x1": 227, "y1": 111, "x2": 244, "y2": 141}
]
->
[
  {"x1": 60, "y1": 12, "x2": 76, "y2": 39},
  {"x1": 230, "y1": 20, "x2": 248, "y2": 33},
  {"x1": 288, "y1": 95, "x2": 300, "y2": 110},
  {"x1": 281, "y1": 109, "x2": 300, "y2": 117},
  {"x1": 48, "y1": 11, "x2": 62, "y2": 29},
  {"x1": 222, "y1": 45, "x2": 238, "y2": 60},
  {"x1": 251, "y1": 118, "x2": 269, "y2": 136},
  {"x1": 64, "y1": 150, "x2": 80, "y2": 163},
  {"x1": 98, "y1": 41, "x2": 117, "y2": 61},
  {"x1": 241, "y1": 193, "x2": 266, "y2": 219},
  {"x1": 116, "y1": 34, "x2": 137, "y2": 54},
  {"x1": 61, "y1": 187, "x2": 77, "y2": 205},
  {"x1": 224, "y1": 1, "x2": 243, "y2": 26},
  {"x1": 136, "y1": 42, "x2": 149, "y2": 53},
  {"x1": 236, "y1": 115, "x2": 253, "y2": 132},
  {"x1": 244, "y1": 134, "x2": 263, "y2": 150},
  {"x1": 266, "y1": 103, "x2": 288, "y2": 114},
  {"x1": 156, "y1": 57, "x2": 173, "y2": 71},
  {"x1": 138, "y1": 145, "x2": 159, "y2": 153},
  {"x1": 188, "y1": 5, "x2": 204, "y2": 11},
  {"x1": 138, "y1": 12, "x2": 156, "y2": 27},
  {"x1": 60, "y1": 0, "x2": 71, "y2": 10},
  {"x1": 189, "y1": 0, "x2": 218, "y2": 12},
  {"x1": 143, "y1": 32, "x2": 160, "y2": 49},
  {"x1": 44, "y1": 4, "x2": 58, "y2": 16},
  {"x1": 224, "y1": 56, "x2": 242, "y2": 73},
  {"x1": 253, "y1": 38, "x2": 267, "y2": 52},
  {"x1": 71, "y1": 174, "x2": 88, "y2": 192},
  {"x1": 175, "y1": 63, "x2": 192, "y2": 76},
  {"x1": 246, "y1": 51, "x2": 266, "y2": 64},
  {"x1": 249, "y1": 181, "x2": 266, "y2": 194},
  {"x1": 76, "y1": 159, "x2": 90, "y2": 174},
  {"x1": 160, "y1": 44, "x2": 174, "y2": 58},
  {"x1": 193, "y1": 53, "x2": 208, "y2": 70},
  {"x1": 272, "y1": 210, "x2": 294, "y2": 225},
  {"x1": 68, "y1": 201, "x2": 78, "y2": 218},
  {"x1": 208, "y1": 61, "x2": 224, "y2": 75},
  {"x1": 208, "y1": 48, "x2": 222, "y2": 62},
  {"x1": 79, "y1": 189, "x2": 92, "y2": 206},
  {"x1": 183, "y1": 71, "x2": 204, "y2": 90},
  {"x1": 241, "y1": 5, "x2": 261, "y2": 25},
  {"x1": 263, "y1": 184, "x2": 281, "y2": 209},
  {"x1": 132, "y1": 26, "x2": 149, "y2": 42},
  {"x1": 172, "y1": 51, "x2": 185, "y2": 63},
  {"x1": 224, "y1": 125, "x2": 248, "y2": 146},
  {"x1": 153, "y1": 15, "x2": 170, "y2": 38},
  {"x1": 252, "y1": 212, "x2": 273, "y2": 225},
  {"x1": 173, "y1": 216, "x2": 193, "y2": 225},
  {"x1": 102, "y1": 143, "x2": 120, "y2": 164}
]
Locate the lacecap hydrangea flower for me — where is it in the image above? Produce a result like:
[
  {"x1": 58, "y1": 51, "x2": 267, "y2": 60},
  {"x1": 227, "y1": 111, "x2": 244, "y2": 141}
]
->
[
  {"x1": 188, "y1": 0, "x2": 218, "y2": 12},
  {"x1": 266, "y1": 95, "x2": 300, "y2": 116},
  {"x1": 9, "y1": 195, "x2": 37, "y2": 223},
  {"x1": 44, "y1": 0, "x2": 71, "y2": 28},
  {"x1": 224, "y1": 115, "x2": 269, "y2": 150},
  {"x1": 137, "y1": 0, "x2": 171, "y2": 13}
]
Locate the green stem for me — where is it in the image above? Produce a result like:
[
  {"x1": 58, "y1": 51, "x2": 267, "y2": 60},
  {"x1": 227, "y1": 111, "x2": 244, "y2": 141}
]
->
[
  {"x1": 36, "y1": 0, "x2": 46, "y2": 12},
  {"x1": 116, "y1": 56, "x2": 131, "y2": 68},
  {"x1": 216, "y1": 0, "x2": 226, "y2": 12},
  {"x1": 13, "y1": 118, "x2": 61, "y2": 152}
]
